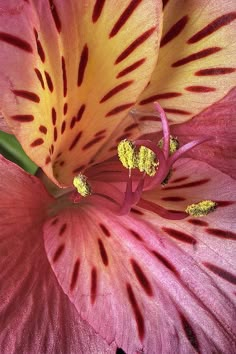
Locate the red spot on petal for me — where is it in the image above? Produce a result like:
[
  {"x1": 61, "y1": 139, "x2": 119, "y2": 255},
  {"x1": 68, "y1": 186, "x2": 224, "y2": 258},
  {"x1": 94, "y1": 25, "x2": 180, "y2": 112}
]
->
[
  {"x1": 206, "y1": 228, "x2": 236, "y2": 240},
  {"x1": 95, "y1": 129, "x2": 106, "y2": 137},
  {"x1": 99, "y1": 223, "x2": 111, "y2": 237},
  {"x1": 185, "y1": 86, "x2": 216, "y2": 93},
  {"x1": 54, "y1": 127, "x2": 58, "y2": 142},
  {"x1": 163, "y1": 227, "x2": 197, "y2": 245},
  {"x1": 82, "y1": 135, "x2": 105, "y2": 150},
  {"x1": 195, "y1": 68, "x2": 235, "y2": 76},
  {"x1": 72, "y1": 165, "x2": 86, "y2": 174},
  {"x1": 31, "y1": 138, "x2": 44, "y2": 147},
  {"x1": 77, "y1": 104, "x2": 86, "y2": 121},
  {"x1": 162, "y1": 196, "x2": 185, "y2": 202},
  {"x1": 63, "y1": 103, "x2": 68, "y2": 115},
  {"x1": 98, "y1": 239, "x2": 109, "y2": 266},
  {"x1": 34, "y1": 30, "x2": 45, "y2": 62},
  {"x1": 129, "y1": 229, "x2": 143, "y2": 241},
  {"x1": 171, "y1": 176, "x2": 189, "y2": 183},
  {"x1": 110, "y1": 0, "x2": 142, "y2": 37},
  {"x1": 53, "y1": 244, "x2": 65, "y2": 262},
  {"x1": 59, "y1": 223, "x2": 67, "y2": 236},
  {"x1": 45, "y1": 156, "x2": 51, "y2": 165},
  {"x1": 203, "y1": 262, "x2": 236, "y2": 285},
  {"x1": 106, "y1": 102, "x2": 135, "y2": 116},
  {"x1": 49, "y1": 0, "x2": 62, "y2": 33},
  {"x1": 77, "y1": 44, "x2": 89, "y2": 87},
  {"x1": 69, "y1": 131, "x2": 83, "y2": 151},
  {"x1": 100, "y1": 81, "x2": 133, "y2": 103},
  {"x1": 124, "y1": 123, "x2": 138, "y2": 132},
  {"x1": 163, "y1": 108, "x2": 191, "y2": 116},
  {"x1": 91, "y1": 267, "x2": 97, "y2": 304},
  {"x1": 92, "y1": 0, "x2": 106, "y2": 23},
  {"x1": 131, "y1": 259, "x2": 153, "y2": 296},
  {"x1": 35, "y1": 68, "x2": 45, "y2": 89},
  {"x1": 61, "y1": 120, "x2": 66, "y2": 134},
  {"x1": 70, "y1": 116, "x2": 76, "y2": 129},
  {"x1": 188, "y1": 12, "x2": 236, "y2": 44},
  {"x1": 139, "y1": 92, "x2": 182, "y2": 105},
  {"x1": 160, "y1": 15, "x2": 188, "y2": 47},
  {"x1": 116, "y1": 58, "x2": 146, "y2": 78},
  {"x1": 45, "y1": 71, "x2": 54, "y2": 92},
  {"x1": 181, "y1": 314, "x2": 200, "y2": 352},
  {"x1": 13, "y1": 89, "x2": 40, "y2": 103},
  {"x1": 70, "y1": 259, "x2": 80, "y2": 291},
  {"x1": 11, "y1": 114, "x2": 34, "y2": 122},
  {"x1": 115, "y1": 27, "x2": 156, "y2": 64},
  {"x1": 126, "y1": 283, "x2": 145, "y2": 340},
  {"x1": 152, "y1": 250, "x2": 179, "y2": 276},
  {"x1": 164, "y1": 178, "x2": 210, "y2": 190},
  {"x1": 172, "y1": 47, "x2": 221, "y2": 67},
  {"x1": 51, "y1": 107, "x2": 57, "y2": 125},
  {"x1": 61, "y1": 56, "x2": 67, "y2": 97},
  {"x1": 130, "y1": 208, "x2": 144, "y2": 215},
  {"x1": 0, "y1": 31, "x2": 32, "y2": 52},
  {"x1": 39, "y1": 125, "x2": 47, "y2": 134},
  {"x1": 188, "y1": 219, "x2": 208, "y2": 227}
]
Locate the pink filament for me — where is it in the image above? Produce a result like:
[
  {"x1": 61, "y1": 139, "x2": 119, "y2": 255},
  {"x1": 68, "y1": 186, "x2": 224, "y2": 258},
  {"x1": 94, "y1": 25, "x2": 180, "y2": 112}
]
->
[{"x1": 154, "y1": 102, "x2": 170, "y2": 159}]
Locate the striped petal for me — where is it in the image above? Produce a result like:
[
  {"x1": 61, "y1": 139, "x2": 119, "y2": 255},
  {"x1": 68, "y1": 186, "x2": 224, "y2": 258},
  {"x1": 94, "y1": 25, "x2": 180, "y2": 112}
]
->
[
  {"x1": 137, "y1": 0, "x2": 236, "y2": 126},
  {"x1": 0, "y1": 155, "x2": 116, "y2": 354},
  {"x1": 0, "y1": 0, "x2": 162, "y2": 186},
  {"x1": 44, "y1": 166, "x2": 236, "y2": 353}
]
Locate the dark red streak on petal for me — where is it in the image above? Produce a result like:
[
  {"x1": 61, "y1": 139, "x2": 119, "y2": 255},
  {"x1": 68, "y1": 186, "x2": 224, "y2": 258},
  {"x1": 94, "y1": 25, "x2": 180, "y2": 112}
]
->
[
  {"x1": 77, "y1": 44, "x2": 89, "y2": 87},
  {"x1": 95, "y1": 129, "x2": 106, "y2": 137},
  {"x1": 82, "y1": 135, "x2": 105, "y2": 150},
  {"x1": 39, "y1": 125, "x2": 47, "y2": 134},
  {"x1": 59, "y1": 223, "x2": 67, "y2": 236},
  {"x1": 172, "y1": 47, "x2": 221, "y2": 67},
  {"x1": 116, "y1": 133, "x2": 131, "y2": 142},
  {"x1": 106, "y1": 102, "x2": 135, "y2": 116},
  {"x1": 70, "y1": 117, "x2": 76, "y2": 129},
  {"x1": 100, "y1": 81, "x2": 133, "y2": 103},
  {"x1": 73, "y1": 165, "x2": 86, "y2": 174},
  {"x1": 181, "y1": 315, "x2": 200, "y2": 352},
  {"x1": 214, "y1": 200, "x2": 235, "y2": 207},
  {"x1": 11, "y1": 114, "x2": 34, "y2": 123},
  {"x1": 61, "y1": 120, "x2": 66, "y2": 134},
  {"x1": 116, "y1": 58, "x2": 146, "y2": 78},
  {"x1": 61, "y1": 56, "x2": 67, "y2": 97},
  {"x1": 77, "y1": 104, "x2": 86, "y2": 121},
  {"x1": 164, "y1": 178, "x2": 210, "y2": 190},
  {"x1": 131, "y1": 259, "x2": 153, "y2": 296},
  {"x1": 160, "y1": 15, "x2": 188, "y2": 47},
  {"x1": 115, "y1": 27, "x2": 156, "y2": 64},
  {"x1": 152, "y1": 250, "x2": 179, "y2": 276},
  {"x1": 63, "y1": 103, "x2": 68, "y2": 115},
  {"x1": 129, "y1": 229, "x2": 143, "y2": 241},
  {"x1": 206, "y1": 228, "x2": 236, "y2": 240},
  {"x1": 49, "y1": 0, "x2": 62, "y2": 33},
  {"x1": 163, "y1": 108, "x2": 191, "y2": 115},
  {"x1": 50, "y1": 144, "x2": 54, "y2": 155},
  {"x1": 163, "y1": 0, "x2": 170, "y2": 9},
  {"x1": 171, "y1": 176, "x2": 189, "y2": 183},
  {"x1": 99, "y1": 223, "x2": 111, "y2": 237},
  {"x1": 90, "y1": 267, "x2": 97, "y2": 304},
  {"x1": 45, "y1": 156, "x2": 51, "y2": 164},
  {"x1": 53, "y1": 244, "x2": 65, "y2": 262},
  {"x1": 51, "y1": 218, "x2": 58, "y2": 225},
  {"x1": 51, "y1": 107, "x2": 57, "y2": 125},
  {"x1": 126, "y1": 283, "x2": 145, "y2": 341},
  {"x1": 163, "y1": 227, "x2": 197, "y2": 245},
  {"x1": 12, "y1": 90, "x2": 40, "y2": 103},
  {"x1": 161, "y1": 196, "x2": 185, "y2": 202},
  {"x1": 203, "y1": 262, "x2": 236, "y2": 285},
  {"x1": 130, "y1": 208, "x2": 144, "y2": 215},
  {"x1": 30, "y1": 138, "x2": 44, "y2": 147},
  {"x1": 188, "y1": 219, "x2": 208, "y2": 227},
  {"x1": 98, "y1": 239, "x2": 109, "y2": 266},
  {"x1": 34, "y1": 30, "x2": 46, "y2": 62},
  {"x1": 195, "y1": 68, "x2": 235, "y2": 76},
  {"x1": 139, "y1": 116, "x2": 161, "y2": 122},
  {"x1": 69, "y1": 131, "x2": 83, "y2": 151},
  {"x1": 124, "y1": 123, "x2": 138, "y2": 132},
  {"x1": 0, "y1": 32, "x2": 33, "y2": 52},
  {"x1": 185, "y1": 86, "x2": 216, "y2": 93},
  {"x1": 54, "y1": 127, "x2": 58, "y2": 142},
  {"x1": 188, "y1": 12, "x2": 236, "y2": 44},
  {"x1": 109, "y1": 0, "x2": 142, "y2": 37},
  {"x1": 35, "y1": 68, "x2": 45, "y2": 89},
  {"x1": 70, "y1": 259, "x2": 80, "y2": 290},
  {"x1": 92, "y1": 0, "x2": 106, "y2": 23},
  {"x1": 45, "y1": 71, "x2": 54, "y2": 92},
  {"x1": 139, "y1": 92, "x2": 182, "y2": 105}
]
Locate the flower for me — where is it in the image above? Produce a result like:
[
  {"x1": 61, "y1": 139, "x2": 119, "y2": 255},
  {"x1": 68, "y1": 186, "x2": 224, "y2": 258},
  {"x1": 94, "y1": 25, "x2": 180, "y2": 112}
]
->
[{"x1": 0, "y1": 1, "x2": 236, "y2": 354}]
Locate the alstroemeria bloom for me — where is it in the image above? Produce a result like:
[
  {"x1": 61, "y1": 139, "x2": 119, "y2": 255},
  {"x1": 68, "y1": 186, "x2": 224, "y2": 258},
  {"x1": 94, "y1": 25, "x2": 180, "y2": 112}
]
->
[{"x1": 0, "y1": 1, "x2": 236, "y2": 354}]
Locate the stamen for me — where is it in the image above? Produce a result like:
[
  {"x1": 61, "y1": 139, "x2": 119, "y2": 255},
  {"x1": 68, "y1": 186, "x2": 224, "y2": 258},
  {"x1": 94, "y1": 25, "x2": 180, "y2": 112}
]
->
[
  {"x1": 73, "y1": 173, "x2": 92, "y2": 197},
  {"x1": 137, "y1": 146, "x2": 158, "y2": 176},
  {"x1": 117, "y1": 139, "x2": 137, "y2": 170},
  {"x1": 186, "y1": 200, "x2": 217, "y2": 217},
  {"x1": 158, "y1": 135, "x2": 179, "y2": 155}
]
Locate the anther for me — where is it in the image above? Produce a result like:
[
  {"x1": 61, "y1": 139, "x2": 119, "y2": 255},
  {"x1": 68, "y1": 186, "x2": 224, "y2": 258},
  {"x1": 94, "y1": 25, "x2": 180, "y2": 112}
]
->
[
  {"x1": 158, "y1": 135, "x2": 179, "y2": 155},
  {"x1": 185, "y1": 200, "x2": 217, "y2": 217},
  {"x1": 73, "y1": 173, "x2": 92, "y2": 197},
  {"x1": 117, "y1": 139, "x2": 137, "y2": 170},
  {"x1": 137, "y1": 146, "x2": 158, "y2": 176}
]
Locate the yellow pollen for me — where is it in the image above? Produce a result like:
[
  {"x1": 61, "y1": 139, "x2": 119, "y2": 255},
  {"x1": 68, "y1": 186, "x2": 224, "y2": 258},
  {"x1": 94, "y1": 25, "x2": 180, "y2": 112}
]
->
[
  {"x1": 185, "y1": 200, "x2": 217, "y2": 217},
  {"x1": 117, "y1": 139, "x2": 137, "y2": 169},
  {"x1": 137, "y1": 146, "x2": 158, "y2": 176},
  {"x1": 158, "y1": 135, "x2": 179, "y2": 155},
  {"x1": 73, "y1": 173, "x2": 92, "y2": 197}
]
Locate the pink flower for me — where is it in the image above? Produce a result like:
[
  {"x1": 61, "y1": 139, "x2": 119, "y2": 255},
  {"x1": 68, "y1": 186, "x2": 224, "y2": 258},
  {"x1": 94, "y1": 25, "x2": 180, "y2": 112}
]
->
[{"x1": 0, "y1": 1, "x2": 236, "y2": 353}]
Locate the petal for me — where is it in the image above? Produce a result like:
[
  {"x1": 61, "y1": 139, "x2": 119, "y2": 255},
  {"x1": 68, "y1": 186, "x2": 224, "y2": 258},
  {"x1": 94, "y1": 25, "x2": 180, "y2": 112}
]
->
[
  {"x1": 141, "y1": 158, "x2": 236, "y2": 301},
  {"x1": 44, "y1": 180, "x2": 236, "y2": 353},
  {"x1": 0, "y1": 112, "x2": 11, "y2": 133},
  {"x1": 0, "y1": 0, "x2": 162, "y2": 186},
  {"x1": 0, "y1": 156, "x2": 115, "y2": 353},
  {"x1": 170, "y1": 87, "x2": 236, "y2": 179},
  {"x1": 136, "y1": 0, "x2": 236, "y2": 126}
]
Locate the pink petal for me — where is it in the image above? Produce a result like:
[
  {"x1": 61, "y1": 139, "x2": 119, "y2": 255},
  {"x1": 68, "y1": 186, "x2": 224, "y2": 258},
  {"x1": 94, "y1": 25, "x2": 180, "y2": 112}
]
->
[
  {"x1": 170, "y1": 87, "x2": 236, "y2": 179},
  {"x1": 0, "y1": 112, "x2": 11, "y2": 133},
  {"x1": 0, "y1": 155, "x2": 115, "y2": 353},
  {"x1": 44, "y1": 162, "x2": 236, "y2": 353}
]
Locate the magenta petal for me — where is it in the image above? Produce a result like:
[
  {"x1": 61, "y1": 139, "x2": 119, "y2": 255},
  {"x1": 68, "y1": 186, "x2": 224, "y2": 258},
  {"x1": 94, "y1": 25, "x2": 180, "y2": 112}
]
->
[
  {"x1": 44, "y1": 161, "x2": 236, "y2": 353},
  {"x1": 171, "y1": 87, "x2": 236, "y2": 179},
  {"x1": 0, "y1": 156, "x2": 115, "y2": 354}
]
